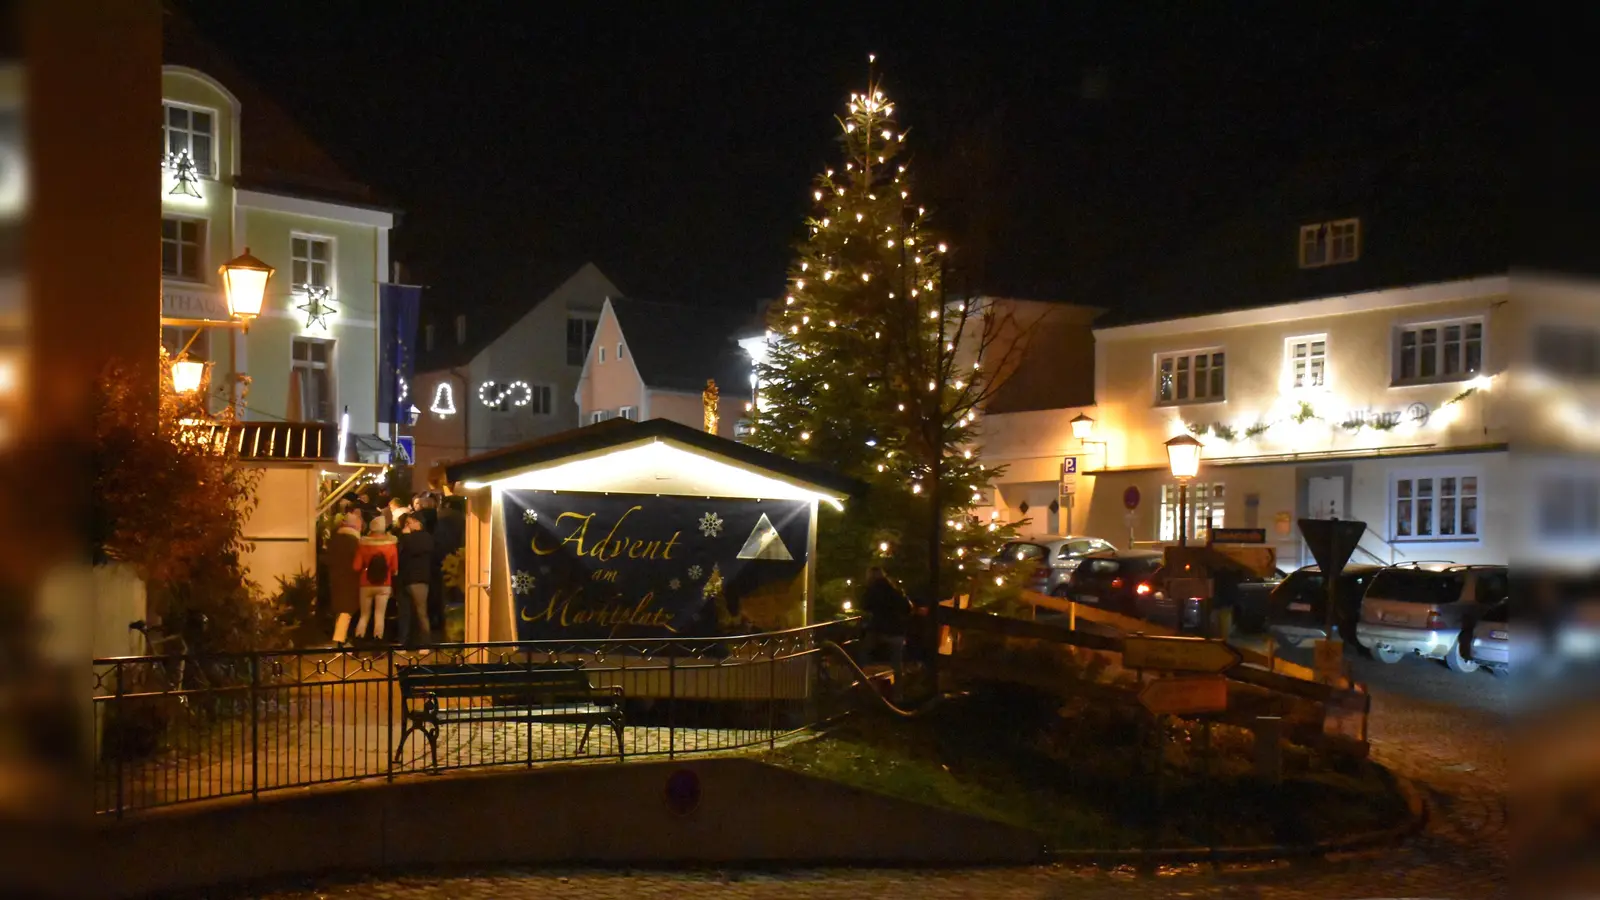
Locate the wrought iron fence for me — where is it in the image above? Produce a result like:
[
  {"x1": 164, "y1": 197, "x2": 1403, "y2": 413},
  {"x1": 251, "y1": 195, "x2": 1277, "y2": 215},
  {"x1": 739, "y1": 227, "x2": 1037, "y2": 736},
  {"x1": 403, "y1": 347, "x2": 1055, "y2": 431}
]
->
[{"x1": 92, "y1": 619, "x2": 862, "y2": 817}]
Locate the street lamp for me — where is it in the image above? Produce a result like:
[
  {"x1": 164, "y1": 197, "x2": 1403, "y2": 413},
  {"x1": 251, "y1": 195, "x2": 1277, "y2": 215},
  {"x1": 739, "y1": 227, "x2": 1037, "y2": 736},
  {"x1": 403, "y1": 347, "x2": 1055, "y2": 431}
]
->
[
  {"x1": 170, "y1": 358, "x2": 205, "y2": 394},
  {"x1": 219, "y1": 247, "x2": 275, "y2": 324},
  {"x1": 1070, "y1": 413, "x2": 1095, "y2": 440},
  {"x1": 1164, "y1": 433, "x2": 1204, "y2": 546}
]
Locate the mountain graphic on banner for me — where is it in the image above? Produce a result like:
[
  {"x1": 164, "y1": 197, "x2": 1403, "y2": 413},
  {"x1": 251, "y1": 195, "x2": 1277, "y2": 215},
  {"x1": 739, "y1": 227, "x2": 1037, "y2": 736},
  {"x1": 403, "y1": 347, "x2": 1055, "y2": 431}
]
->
[{"x1": 736, "y1": 513, "x2": 793, "y2": 561}]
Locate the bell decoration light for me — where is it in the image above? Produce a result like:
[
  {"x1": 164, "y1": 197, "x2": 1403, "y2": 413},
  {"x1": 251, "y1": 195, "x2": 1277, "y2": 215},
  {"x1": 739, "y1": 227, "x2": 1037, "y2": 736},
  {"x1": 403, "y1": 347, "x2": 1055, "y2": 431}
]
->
[
  {"x1": 1164, "y1": 433, "x2": 1204, "y2": 480},
  {"x1": 1070, "y1": 413, "x2": 1095, "y2": 441},
  {"x1": 170, "y1": 359, "x2": 205, "y2": 394},
  {"x1": 219, "y1": 247, "x2": 275, "y2": 323}
]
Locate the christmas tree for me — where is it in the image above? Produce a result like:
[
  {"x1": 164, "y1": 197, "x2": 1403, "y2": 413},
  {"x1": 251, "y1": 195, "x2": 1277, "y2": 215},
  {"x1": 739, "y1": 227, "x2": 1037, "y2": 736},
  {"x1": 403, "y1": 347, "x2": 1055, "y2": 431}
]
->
[{"x1": 752, "y1": 59, "x2": 1028, "y2": 606}]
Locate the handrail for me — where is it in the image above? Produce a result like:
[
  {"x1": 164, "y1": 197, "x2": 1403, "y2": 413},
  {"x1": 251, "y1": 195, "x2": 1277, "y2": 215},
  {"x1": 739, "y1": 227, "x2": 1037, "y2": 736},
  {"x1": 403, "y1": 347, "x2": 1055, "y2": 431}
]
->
[{"x1": 818, "y1": 640, "x2": 960, "y2": 718}]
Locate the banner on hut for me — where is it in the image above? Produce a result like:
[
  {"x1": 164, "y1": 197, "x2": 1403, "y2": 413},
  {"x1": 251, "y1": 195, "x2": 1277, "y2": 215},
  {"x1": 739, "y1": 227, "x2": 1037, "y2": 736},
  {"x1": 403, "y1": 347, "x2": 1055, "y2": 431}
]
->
[{"x1": 502, "y1": 490, "x2": 812, "y2": 640}]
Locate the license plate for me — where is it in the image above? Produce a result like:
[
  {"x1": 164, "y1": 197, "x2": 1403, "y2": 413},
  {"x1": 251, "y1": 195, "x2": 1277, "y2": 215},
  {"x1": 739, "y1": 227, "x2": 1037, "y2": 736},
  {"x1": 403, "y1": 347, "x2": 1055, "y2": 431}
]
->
[
  {"x1": 1288, "y1": 602, "x2": 1312, "y2": 612},
  {"x1": 1077, "y1": 595, "x2": 1099, "y2": 604},
  {"x1": 1489, "y1": 630, "x2": 1508, "y2": 640}
]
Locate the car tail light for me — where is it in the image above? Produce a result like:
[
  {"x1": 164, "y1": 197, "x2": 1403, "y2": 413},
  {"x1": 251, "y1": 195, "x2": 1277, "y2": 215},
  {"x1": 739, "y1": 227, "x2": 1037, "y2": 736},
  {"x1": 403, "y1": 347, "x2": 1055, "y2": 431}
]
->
[
  {"x1": 1135, "y1": 582, "x2": 1151, "y2": 596},
  {"x1": 1426, "y1": 610, "x2": 1446, "y2": 629},
  {"x1": 1034, "y1": 566, "x2": 1050, "y2": 580},
  {"x1": 1111, "y1": 577, "x2": 1124, "y2": 589}
]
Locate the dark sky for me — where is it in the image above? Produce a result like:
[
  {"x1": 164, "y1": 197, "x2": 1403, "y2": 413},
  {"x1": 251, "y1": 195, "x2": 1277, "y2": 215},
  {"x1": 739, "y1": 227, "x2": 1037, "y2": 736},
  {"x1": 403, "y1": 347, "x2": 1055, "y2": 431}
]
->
[{"x1": 178, "y1": 3, "x2": 1493, "y2": 319}]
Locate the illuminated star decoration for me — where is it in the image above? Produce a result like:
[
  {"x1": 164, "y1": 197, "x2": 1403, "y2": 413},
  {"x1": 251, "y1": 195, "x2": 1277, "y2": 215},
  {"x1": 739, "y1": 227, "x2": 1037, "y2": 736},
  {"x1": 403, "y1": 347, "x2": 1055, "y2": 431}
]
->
[
  {"x1": 296, "y1": 285, "x2": 337, "y2": 330},
  {"x1": 511, "y1": 571, "x2": 536, "y2": 595},
  {"x1": 167, "y1": 150, "x2": 202, "y2": 199}
]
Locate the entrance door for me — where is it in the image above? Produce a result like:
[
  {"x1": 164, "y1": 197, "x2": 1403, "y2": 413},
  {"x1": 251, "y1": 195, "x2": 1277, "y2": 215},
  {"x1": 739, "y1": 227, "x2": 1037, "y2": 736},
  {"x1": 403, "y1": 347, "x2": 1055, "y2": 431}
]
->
[{"x1": 1304, "y1": 476, "x2": 1346, "y2": 568}]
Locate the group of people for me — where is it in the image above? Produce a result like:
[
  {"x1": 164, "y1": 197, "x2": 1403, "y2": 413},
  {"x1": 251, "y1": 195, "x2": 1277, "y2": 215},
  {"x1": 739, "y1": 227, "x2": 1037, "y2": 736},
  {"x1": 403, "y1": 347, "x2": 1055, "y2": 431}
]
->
[{"x1": 323, "y1": 485, "x2": 466, "y2": 648}]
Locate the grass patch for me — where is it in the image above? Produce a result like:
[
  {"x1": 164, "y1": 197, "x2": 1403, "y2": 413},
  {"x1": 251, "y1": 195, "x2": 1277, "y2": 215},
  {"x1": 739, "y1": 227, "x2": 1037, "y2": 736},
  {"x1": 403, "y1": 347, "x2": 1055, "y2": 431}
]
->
[{"x1": 766, "y1": 686, "x2": 1405, "y2": 851}]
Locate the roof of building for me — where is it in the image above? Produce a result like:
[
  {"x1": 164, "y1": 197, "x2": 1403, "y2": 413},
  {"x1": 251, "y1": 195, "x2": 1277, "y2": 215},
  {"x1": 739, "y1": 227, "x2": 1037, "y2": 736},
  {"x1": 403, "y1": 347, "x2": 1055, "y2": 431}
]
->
[
  {"x1": 443, "y1": 417, "x2": 866, "y2": 497},
  {"x1": 162, "y1": 7, "x2": 389, "y2": 209},
  {"x1": 416, "y1": 261, "x2": 619, "y2": 373},
  {"x1": 609, "y1": 297, "x2": 755, "y2": 395}
]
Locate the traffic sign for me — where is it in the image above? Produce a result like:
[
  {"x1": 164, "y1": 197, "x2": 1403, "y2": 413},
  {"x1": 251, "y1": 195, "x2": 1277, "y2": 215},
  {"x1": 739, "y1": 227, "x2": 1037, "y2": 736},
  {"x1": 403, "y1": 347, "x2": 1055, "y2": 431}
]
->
[
  {"x1": 1123, "y1": 486, "x2": 1141, "y2": 510},
  {"x1": 395, "y1": 435, "x2": 415, "y2": 465},
  {"x1": 1123, "y1": 635, "x2": 1242, "y2": 674},
  {"x1": 1297, "y1": 518, "x2": 1366, "y2": 578},
  {"x1": 1061, "y1": 456, "x2": 1078, "y2": 476},
  {"x1": 1138, "y1": 675, "x2": 1228, "y2": 716}
]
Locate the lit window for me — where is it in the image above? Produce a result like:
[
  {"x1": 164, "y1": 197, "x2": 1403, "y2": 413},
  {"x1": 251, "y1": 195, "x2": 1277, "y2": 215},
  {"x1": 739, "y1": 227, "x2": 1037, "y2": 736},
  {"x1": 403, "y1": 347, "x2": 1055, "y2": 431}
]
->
[
  {"x1": 1298, "y1": 218, "x2": 1360, "y2": 268},
  {"x1": 566, "y1": 316, "x2": 598, "y2": 366},
  {"x1": 161, "y1": 217, "x2": 205, "y2": 281},
  {"x1": 1392, "y1": 472, "x2": 1479, "y2": 541},
  {"x1": 1156, "y1": 349, "x2": 1225, "y2": 405},
  {"x1": 1287, "y1": 335, "x2": 1327, "y2": 389},
  {"x1": 1160, "y1": 482, "x2": 1224, "y2": 543},
  {"x1": 291, "y1": 235, "x2": 333, "y2": 291},
  {"x1": 1394, "y1": 318, "x2": 1483, "y2": 385},
  {"x1": 290, "y1": 338, "x2": 335, "y2": 423},
  {"x1": 163, "y1": 103, "x2": 215, "y2": 176}
]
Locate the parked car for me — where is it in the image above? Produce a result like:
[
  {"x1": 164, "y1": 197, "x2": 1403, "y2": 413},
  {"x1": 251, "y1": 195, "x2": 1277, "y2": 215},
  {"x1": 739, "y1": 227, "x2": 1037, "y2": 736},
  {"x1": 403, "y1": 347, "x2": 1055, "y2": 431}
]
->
[
  {"x1": 1147, "y1": 563, "x2": 1287, "y2": 633},
  {"x1": 1063, "y1": 549, "x2": 1165, "y2": 618},
  {"x1": 1357, "y1": 564, "x2": 1508, "y2": 671},
  {"x1": 1267, "y1": 563, "x2": 1383, "y2": 646},
  {"x1": 987, "y1": 536, "x2": 1119, "y2": 596},
  {"x1": 1464, "y1": 599, "x2": 1512, "y2": 673}
]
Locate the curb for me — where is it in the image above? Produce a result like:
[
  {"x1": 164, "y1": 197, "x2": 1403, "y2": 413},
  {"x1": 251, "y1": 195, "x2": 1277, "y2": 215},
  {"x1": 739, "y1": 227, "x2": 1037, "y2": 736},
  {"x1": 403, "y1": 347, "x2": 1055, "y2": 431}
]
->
[{"x1": 1040, "y1": 767, "x2": 1427, "y2": 866}]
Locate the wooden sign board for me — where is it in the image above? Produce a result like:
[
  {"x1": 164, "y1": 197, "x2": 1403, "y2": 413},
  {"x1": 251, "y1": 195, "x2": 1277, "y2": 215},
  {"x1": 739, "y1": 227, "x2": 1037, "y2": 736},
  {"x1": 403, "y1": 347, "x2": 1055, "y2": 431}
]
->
[
  {"x1": 1139, "y1": 675, "x2": 1228, "y2": 716},
  {"x1": 1209, "y1": 527, "x2": 1266, "y2": 544},
  {"x1": 1123, "y1": 635, "x2": 1243, "y2": 674}
]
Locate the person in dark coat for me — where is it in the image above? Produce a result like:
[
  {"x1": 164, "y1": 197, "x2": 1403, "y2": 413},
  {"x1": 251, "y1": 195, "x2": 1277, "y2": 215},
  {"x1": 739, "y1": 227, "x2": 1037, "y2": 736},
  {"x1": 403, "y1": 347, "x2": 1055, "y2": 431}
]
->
[
  {"x1": 395, "y1": 513, "x2": 435, "y2": 647},
  {"x1": 860, "y1": 566, "x2": 912, "y2": 685},
  {"x1": 325, "y1": 510, "x2": 364, "y2": 645}
]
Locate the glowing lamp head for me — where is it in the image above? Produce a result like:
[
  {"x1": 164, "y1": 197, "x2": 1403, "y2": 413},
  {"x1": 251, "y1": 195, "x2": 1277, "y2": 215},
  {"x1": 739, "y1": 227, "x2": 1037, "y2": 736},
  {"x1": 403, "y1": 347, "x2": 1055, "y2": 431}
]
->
[
  {"x1": 1070, "y1": 413, "x2": 1095, "y2": 441},
  {"x1": 170, "y1": 359, "x2": 205, "y2": 394},
  {"x1": 219, "y1": 248, "x2": 275, "y2": 322},
  {"x1": 1164, "y1": 433, "x2": 1204, "y2": 479}
]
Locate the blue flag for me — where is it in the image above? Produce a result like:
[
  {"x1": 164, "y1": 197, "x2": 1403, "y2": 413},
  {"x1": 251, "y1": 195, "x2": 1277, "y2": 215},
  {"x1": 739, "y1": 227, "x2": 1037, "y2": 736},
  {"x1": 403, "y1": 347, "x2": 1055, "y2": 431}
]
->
[{"x1": 378, "y1": 283, "x2": 422, "y2": 425}]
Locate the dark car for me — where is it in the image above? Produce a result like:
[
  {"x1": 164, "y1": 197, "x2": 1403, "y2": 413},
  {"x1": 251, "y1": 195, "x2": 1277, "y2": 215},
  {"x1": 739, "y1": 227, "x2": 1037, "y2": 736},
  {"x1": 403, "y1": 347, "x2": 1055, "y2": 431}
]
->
[
  {"x1": 1268, "y1": 563, "x2": 1383, "y2": 646},
  {"x1": 1064, "y1": 549, "x2": 1164, "y2": 618},
  {"x1": 987, "y1": 536, "x2": 1120, "y2": 596}
]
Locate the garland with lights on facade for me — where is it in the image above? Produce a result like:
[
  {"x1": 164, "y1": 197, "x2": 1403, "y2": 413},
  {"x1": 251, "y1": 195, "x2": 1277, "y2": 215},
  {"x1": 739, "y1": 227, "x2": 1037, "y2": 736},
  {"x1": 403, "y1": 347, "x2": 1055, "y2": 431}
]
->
[
  {"x1": 1186, "y1": 379, "x2": 1490, "y2": 444},
  {"x1": 747, "y1": 55, "x2": 1028, "y2": 598}
]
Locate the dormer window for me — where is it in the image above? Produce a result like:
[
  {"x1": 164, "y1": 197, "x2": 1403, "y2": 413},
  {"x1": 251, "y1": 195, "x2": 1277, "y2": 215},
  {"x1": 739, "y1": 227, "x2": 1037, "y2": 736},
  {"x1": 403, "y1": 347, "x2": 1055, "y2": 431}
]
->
[{"x1": 1298, "y1": 218, "x2": 1360, "y2": 268}]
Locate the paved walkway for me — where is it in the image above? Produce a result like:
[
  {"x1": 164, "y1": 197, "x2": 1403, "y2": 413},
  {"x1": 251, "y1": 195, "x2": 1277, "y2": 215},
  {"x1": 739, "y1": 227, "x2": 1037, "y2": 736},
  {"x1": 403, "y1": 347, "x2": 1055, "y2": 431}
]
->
[{"x1": 238, "y1": 651, "x2": 1514, "y2": 900}]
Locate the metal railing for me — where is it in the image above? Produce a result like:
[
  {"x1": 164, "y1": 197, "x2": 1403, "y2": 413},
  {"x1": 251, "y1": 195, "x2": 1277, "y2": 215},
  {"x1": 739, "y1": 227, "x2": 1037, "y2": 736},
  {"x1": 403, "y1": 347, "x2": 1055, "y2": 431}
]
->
[{"x1": 91, "y1": 618, "x2": 861, "y2": 817}]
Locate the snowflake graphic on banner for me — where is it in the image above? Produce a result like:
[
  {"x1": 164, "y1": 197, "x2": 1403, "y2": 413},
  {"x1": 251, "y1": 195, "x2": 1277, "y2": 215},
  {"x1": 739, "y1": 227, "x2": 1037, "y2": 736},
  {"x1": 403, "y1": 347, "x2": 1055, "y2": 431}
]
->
[
  {"x1": 668, "y1": 578, "x2": 682, "y2": 591},
  {"x1": 698, "y1": 512, "x2": 723, "y2": 537},
  {"x1": 522, "y1": 509, "x2": 538, "y2": 524},
  {"x1": 511, "y1": 571, "x2": 536, "y2": 595},
  {"x1": 687, "y1": 565, "x2": 703, "y2": 581}
]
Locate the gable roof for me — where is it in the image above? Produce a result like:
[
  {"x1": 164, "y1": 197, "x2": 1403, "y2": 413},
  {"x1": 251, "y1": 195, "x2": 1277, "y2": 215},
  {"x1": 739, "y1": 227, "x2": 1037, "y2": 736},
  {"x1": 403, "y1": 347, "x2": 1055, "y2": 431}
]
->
[
  {"x1": 609, "y1": 297, "x2": 753, "y2": 394},
  {"x1": 162, "y1": 7, "x2": 388, "y2": 209},
  {"x1": 417, "y1": 262, "x2": 619, "y2": 372},
  {"x1": 443, "y1": 417, "x2": 865, "y2": 498}
]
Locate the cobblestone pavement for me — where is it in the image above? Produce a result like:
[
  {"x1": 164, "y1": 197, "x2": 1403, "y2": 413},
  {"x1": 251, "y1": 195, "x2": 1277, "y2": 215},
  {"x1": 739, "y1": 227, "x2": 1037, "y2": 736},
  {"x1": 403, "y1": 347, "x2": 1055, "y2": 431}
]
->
[{"x1": 240, "y1": 647, "x2": 1513, "y2": 900}]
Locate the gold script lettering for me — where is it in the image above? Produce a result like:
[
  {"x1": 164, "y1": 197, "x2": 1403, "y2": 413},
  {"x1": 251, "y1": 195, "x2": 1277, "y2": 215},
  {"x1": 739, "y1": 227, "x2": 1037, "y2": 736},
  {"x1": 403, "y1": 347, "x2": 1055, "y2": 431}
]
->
[{"x1": 532, "y1": 512, "x2": 595, "y2": 556}]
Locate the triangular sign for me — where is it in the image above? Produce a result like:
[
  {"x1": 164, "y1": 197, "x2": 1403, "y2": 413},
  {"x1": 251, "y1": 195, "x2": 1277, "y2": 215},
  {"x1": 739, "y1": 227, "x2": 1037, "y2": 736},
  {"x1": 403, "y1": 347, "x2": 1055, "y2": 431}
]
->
[
  {"x1": 1297, "y1": 518, "x2": 1367, "y2": 577},
  {"x1": 736, "y1": 513, "x2": 794, "y2": 561}
]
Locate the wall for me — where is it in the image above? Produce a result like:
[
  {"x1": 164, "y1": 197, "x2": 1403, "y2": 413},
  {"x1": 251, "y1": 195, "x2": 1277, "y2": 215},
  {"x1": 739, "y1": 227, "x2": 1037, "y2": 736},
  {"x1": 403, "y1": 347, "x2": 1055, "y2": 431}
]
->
[
  {"x1": 407, "y1": 369, "x2": 467, "y2": 490},
  {"x1": 236, "y1": 206, "x2": 380, "y2": 430},
  {"x1": 977, "y1": 406, "x2": 1103, "y2": 540},
  {"x1": 240, "y1": 465, "x2": 318, "y2": 589},
  {"x1": 577, "y1": 301, "x2": 645, "y2": 421},
  {"x1": 89, "y1": 758, "x2": 1042, "y2": 899}
]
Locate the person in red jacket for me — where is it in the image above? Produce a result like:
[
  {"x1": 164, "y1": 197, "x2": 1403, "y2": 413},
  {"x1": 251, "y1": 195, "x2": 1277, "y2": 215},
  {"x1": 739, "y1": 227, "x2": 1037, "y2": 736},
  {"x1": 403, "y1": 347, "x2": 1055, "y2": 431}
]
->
[{"x1": 352, "y1": 516, "x2": 400, "y2": 643}]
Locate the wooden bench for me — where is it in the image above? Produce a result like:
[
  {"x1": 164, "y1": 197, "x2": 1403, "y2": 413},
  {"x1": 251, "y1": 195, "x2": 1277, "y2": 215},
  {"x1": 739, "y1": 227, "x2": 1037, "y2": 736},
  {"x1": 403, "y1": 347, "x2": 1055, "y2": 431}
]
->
[{"x1": 394, "y1": 663, "x2": 626, "y2": 770}]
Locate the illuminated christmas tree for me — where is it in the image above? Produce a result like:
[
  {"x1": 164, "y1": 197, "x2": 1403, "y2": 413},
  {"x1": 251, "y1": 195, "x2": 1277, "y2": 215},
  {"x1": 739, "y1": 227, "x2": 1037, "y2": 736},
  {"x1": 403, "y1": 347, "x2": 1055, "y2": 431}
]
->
[{"x1": 752, "y1": 58, "x2": 1025, "y2": 604}]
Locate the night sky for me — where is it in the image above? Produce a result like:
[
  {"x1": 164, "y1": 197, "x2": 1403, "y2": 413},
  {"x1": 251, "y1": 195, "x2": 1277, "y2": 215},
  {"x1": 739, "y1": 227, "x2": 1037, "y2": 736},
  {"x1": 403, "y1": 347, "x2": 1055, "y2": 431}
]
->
[{"x1": 178, "y1": 3, "x2": 1494, "y2": 320}]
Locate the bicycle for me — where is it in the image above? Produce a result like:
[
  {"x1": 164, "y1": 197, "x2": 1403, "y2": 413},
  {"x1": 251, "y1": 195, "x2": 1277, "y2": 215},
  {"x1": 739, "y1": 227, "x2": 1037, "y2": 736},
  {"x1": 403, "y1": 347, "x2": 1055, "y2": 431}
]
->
[{"x1": 128, "y1": 618, "x2": 192, "y2": 700}]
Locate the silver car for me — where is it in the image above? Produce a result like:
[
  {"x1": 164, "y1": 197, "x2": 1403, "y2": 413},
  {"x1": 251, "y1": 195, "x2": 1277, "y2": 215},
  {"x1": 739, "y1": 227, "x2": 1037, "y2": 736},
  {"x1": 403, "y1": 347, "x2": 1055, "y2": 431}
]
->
[
  {"x1": 1466, "y1": 599, "x2": 1512, "y2": 672},
  {"x1": 1357, "y1": 564, "x2": 1508, "y2": 672},
  {"x1": 988, "y1": 536, "x2": 1118, "y2": 596}
]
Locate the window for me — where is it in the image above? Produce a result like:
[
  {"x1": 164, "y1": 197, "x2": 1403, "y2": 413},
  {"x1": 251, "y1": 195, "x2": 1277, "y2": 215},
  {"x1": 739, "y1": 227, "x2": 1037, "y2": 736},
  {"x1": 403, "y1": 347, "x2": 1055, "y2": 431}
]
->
[
  {"x1": 617, "y1": 342, "x2": 626, "y2": 360},
  {"x1": 455, "y1": 315, "x2": 467, "y2": 345},
  {"x1": 617, "y1": 406, "x2": 636, "y2": 421},
  {"x1": 291, "y1": 236, "x2": 333, "y2": 291},
  {"x1": 1287, "y1": 335, "x2": 1327, "y2": 389},
  {"x1": 161, "y1": 325, "x2": 210, "y2": 362},
  {"x1": 161, "y1": 218, "x2": 205, "y2": 281},
  {"x1": 1156, "y1": 350, "x2": 1225, "y2": 405},
  {"x1": 529, "y1": 384, "x2": 553, "y2": 416},
  {"x1": 1298, "y1": 218, "x2": 1360, "y2": 268},
  {"x1": 163, "y1": 103, "x2": 215, "y2": 176},
  {"x1": 1534, "y1": 325, "x2": 1600, "y2": 379},
  {"x1": 1160, "y1": 482, "x2": 1224, "y2": 543},
  {"x1": 1394, "y1": 318, "x2": 1483, "y2": 384},
  {"x1": 589, "y1": 410, "x2": 608, "y2": 424},
  {"x1": 290, "y1": 338, "x2": 335, "y2": 423},
  {"x1": 598, "y1": 346, "x2": 607, "y2": 364},
  {"x1": 1539, "y1": 475, "x2": 1600, "y2": 540},
  {"x1": 566, "y1": 316, "x2": 598, "y2": 365},
  {"x1": 1392, "y1": 472, "x2": 1479, "y2": 541}
]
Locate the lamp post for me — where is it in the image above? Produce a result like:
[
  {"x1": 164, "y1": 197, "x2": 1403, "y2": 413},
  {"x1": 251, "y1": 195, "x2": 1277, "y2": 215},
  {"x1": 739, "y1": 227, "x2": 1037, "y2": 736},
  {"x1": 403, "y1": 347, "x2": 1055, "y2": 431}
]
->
[
  {"x1": 164, "y1": 248, "x2": 276, "y2": 407},
  {"x1": 1164, "y1": 434, "x2": 1203, "y2": 547}
]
